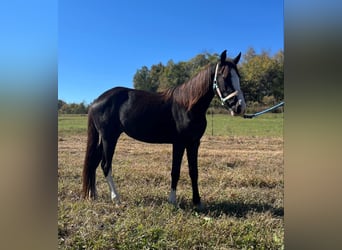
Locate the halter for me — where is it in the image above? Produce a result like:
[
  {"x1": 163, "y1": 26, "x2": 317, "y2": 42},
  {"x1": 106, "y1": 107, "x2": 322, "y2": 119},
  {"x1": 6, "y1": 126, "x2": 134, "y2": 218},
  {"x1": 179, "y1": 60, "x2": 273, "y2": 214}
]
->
[{"x1": 213, "y1": 63, "x2": 239, "y2": 107}]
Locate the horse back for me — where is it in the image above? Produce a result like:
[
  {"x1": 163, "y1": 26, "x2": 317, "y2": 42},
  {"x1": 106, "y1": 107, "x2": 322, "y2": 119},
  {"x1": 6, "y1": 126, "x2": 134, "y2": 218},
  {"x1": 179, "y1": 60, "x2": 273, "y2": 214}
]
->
[{"x1": 91, "y1": 87, "x2": 207, "y2": 144}]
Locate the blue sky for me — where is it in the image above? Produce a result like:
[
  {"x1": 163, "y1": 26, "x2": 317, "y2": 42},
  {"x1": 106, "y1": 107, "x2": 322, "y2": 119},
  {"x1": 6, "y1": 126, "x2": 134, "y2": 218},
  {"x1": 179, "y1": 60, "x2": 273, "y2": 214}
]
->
[{"x1": 59, "y1": 0, "x2": 283, "y2": 104}]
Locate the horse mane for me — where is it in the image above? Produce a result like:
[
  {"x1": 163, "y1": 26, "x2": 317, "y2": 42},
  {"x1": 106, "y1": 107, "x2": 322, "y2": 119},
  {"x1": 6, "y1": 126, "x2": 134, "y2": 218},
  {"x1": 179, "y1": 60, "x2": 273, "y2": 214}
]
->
[{"x1": 161, "y1": 64, "x2": 214, "y2": 111}]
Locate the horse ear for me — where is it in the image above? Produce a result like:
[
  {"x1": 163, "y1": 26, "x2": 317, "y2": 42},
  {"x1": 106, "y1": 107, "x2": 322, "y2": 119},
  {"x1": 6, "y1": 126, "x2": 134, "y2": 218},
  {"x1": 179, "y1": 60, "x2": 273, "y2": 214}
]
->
[
  {"x1": 220, "y1": 50, "x2": 227, "y2": 64},
  {"x1": 233, "y1": 52, "x2": 241, "y2": 64}
]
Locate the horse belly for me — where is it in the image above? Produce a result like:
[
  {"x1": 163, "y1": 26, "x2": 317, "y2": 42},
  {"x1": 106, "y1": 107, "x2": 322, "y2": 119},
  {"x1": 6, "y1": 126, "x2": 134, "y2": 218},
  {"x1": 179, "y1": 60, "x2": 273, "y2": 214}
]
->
[
  {"x1": 123, "y1": 123, "x2": 175, "y2": 143},
  {"x1": 120, "y1": 111, "x2": 176, "y2": 143}
]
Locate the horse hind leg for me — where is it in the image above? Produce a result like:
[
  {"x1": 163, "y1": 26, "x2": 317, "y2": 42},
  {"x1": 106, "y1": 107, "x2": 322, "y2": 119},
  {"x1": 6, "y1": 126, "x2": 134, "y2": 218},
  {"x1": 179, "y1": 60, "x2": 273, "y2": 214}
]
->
[
  {"x1": 88, "y1": 144, "x2": 102, "y2": 200},
  {"x1": 101, "y1": 135, "x2": 121, "y2": 204},
  {"x1": 82, "y1": 126, "x2": 102, "y2": 200}
]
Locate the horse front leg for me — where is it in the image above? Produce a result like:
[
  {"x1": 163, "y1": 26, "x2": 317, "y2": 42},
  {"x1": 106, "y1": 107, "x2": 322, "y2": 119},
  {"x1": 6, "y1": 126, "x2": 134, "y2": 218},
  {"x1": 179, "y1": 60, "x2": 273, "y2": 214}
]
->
[
  {"x1": 168, "y1": 143, "x2": 185, "y2": 205},
  {"x1": 186, "y1": 140, "x2": 202, "y2": 208}
]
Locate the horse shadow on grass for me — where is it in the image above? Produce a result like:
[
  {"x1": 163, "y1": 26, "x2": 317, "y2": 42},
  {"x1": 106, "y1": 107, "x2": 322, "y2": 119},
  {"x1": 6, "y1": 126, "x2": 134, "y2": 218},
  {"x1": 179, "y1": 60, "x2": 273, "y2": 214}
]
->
[
  {"x1": 196, "y1": 200, "x2": 284, "y2": 218},
  {"x1": 138, "y1": 195, "x2": 283, "y2": 218}
]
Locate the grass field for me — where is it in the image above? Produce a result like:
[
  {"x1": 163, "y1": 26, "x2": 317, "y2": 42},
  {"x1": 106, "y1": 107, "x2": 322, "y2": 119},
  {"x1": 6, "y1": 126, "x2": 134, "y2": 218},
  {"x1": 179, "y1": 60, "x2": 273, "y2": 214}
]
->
[{"x1": 58, "y1": 114, "x2": 283, "y2": 249}]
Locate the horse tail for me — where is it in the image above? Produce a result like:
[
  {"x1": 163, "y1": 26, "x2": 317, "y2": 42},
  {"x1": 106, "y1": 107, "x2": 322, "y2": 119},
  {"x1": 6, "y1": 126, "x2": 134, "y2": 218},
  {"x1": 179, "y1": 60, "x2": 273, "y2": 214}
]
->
[{"x1": 82, "y1": 111, "x2": 102, "y2": 199}]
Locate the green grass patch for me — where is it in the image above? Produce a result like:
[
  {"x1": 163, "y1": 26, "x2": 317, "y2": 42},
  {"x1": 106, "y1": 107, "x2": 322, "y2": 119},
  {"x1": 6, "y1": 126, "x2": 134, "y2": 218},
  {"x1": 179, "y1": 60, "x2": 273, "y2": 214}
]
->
[
  {"x1": 58, "y1": 200, "x2": 284, "y2": 250},
  {"x1": 58, "y1": 114, "x2": 88, "y2": 136},
  {"x1": 206, "y1": 113, "x2": 283, "y2": 137},
  {"x1": 58, "y1": 113, "x2": 283, "y2": 138},
  {"x1": 58, "y1": 113, "x2": 284, "y2": 249}
]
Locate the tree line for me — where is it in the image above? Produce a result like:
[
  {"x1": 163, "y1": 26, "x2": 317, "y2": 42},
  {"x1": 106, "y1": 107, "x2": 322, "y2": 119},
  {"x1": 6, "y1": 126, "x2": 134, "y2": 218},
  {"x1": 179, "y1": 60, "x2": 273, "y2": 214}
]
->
[
  {"x1": 134, "y1": 47, "x2": 283, "y2": 109},
  {"x1": 58, "y1": 100, "x2": 88, "y2": 114},
  {"x1": 58, "y1": 47, "x2": 283, "y2": 114}
]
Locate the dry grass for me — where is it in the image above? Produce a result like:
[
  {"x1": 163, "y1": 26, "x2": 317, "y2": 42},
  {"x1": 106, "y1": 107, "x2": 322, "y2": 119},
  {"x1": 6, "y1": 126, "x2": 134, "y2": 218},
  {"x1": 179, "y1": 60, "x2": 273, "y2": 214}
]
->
[{"x1": 58, "y1": 127, "x2": 283, "y2": 249}]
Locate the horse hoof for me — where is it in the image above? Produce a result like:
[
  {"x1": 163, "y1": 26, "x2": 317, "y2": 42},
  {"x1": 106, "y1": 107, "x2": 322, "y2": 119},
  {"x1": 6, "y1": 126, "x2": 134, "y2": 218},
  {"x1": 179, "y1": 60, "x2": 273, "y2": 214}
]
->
[
  {"x1": 194, "y1": 202, "x2": 204, "y2": 211},
  {"x1": 112, "y1": 197, "x2": 121, "y2": 205},
  {"x1": 87, "y1": 191, "x2": 97, "y2": 200},
  {"x1": 168, "y1": 198, "x2": 177, "y2": 206},
  {"x1": 168, "y1": 189, "x2": 177, "y2": 205}
]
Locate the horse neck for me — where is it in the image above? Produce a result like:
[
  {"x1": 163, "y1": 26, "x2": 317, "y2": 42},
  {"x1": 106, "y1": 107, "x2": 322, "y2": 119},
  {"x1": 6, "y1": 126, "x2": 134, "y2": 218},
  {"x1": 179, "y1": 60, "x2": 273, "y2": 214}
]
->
[
  {"x1": 191, "y1": 83, "x2": 215, "y2": 114},
  {"x1": 177, "y1": 64, "x2": 216, "y2": 113}
]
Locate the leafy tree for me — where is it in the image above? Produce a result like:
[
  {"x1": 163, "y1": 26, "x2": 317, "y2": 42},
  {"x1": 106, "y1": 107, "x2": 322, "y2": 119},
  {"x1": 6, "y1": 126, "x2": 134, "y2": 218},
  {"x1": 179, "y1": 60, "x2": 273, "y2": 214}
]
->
[
  {"x1": 133, "y1": 66, "x2": 152, "y2": 91},
  {"x1": 271, "y1": 50, "x2": 284, "y2": 101},
  {"x1": 58, "y1": 99, "x2": 66, "y2": 110},
  {"x1": 187, "y1": 53, "x2": 210, "y2": 76},
  {"x1": 240, "y1": 49, "x2": 284, "y2": 103},
  {"x1": 158, "y1": 60, "x2": 190, "y2": 91},
  {"x1": 242, "y1": 47, "x2": 257, "y2": 62},
  {"x1": 149, "y1": 63, "x2": 164, "y2": 92}
]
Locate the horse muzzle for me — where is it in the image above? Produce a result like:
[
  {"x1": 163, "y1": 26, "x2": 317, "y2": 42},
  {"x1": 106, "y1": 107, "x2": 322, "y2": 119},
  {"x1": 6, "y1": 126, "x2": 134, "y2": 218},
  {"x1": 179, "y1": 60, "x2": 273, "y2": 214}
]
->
[{"x1": 230, "y1": 99, "x2": 246, "y2": 116}]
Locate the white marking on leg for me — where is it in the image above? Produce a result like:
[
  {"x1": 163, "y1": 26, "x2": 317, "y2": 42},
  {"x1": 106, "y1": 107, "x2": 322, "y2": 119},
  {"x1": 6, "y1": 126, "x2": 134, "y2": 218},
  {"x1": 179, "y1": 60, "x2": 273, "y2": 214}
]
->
[
  {"x1": 89, "y1": 187, "x2": 97, "y2": 200},
  {"x1": 168, "y1": 189, "x2": 177, "y2": 205},
  {"x1": 106, "y1": 169, "x2": 120, "y2": 204}
]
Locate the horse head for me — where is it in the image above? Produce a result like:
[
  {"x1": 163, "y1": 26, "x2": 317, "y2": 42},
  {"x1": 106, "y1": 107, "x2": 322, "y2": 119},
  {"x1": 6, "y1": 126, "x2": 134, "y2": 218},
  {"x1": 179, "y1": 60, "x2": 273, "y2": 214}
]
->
[{"x1": 213, "y1": 50, "x2": 246, "y2": 116}]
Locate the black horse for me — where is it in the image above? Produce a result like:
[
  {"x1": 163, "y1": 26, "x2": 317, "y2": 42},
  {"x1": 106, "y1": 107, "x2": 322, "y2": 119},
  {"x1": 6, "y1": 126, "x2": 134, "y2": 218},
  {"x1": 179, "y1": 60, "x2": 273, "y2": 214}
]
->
[{"x1": 82, "y1": 50, "x2": 246, "y2": 207}]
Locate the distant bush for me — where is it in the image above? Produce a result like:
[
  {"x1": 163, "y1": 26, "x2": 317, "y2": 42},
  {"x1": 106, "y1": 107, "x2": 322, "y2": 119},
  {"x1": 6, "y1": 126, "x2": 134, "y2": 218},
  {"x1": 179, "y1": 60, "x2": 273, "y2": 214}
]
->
[{"x1": 58, "y1": 100, "x2": 89, "y2": 114}]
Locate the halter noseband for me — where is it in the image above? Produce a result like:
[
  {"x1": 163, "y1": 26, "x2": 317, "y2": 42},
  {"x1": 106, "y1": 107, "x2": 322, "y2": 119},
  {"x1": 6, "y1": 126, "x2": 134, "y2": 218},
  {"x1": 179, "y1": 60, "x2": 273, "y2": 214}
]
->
[{"x1": 213, "y1": 63, "x2": 239, "y2": 107}]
